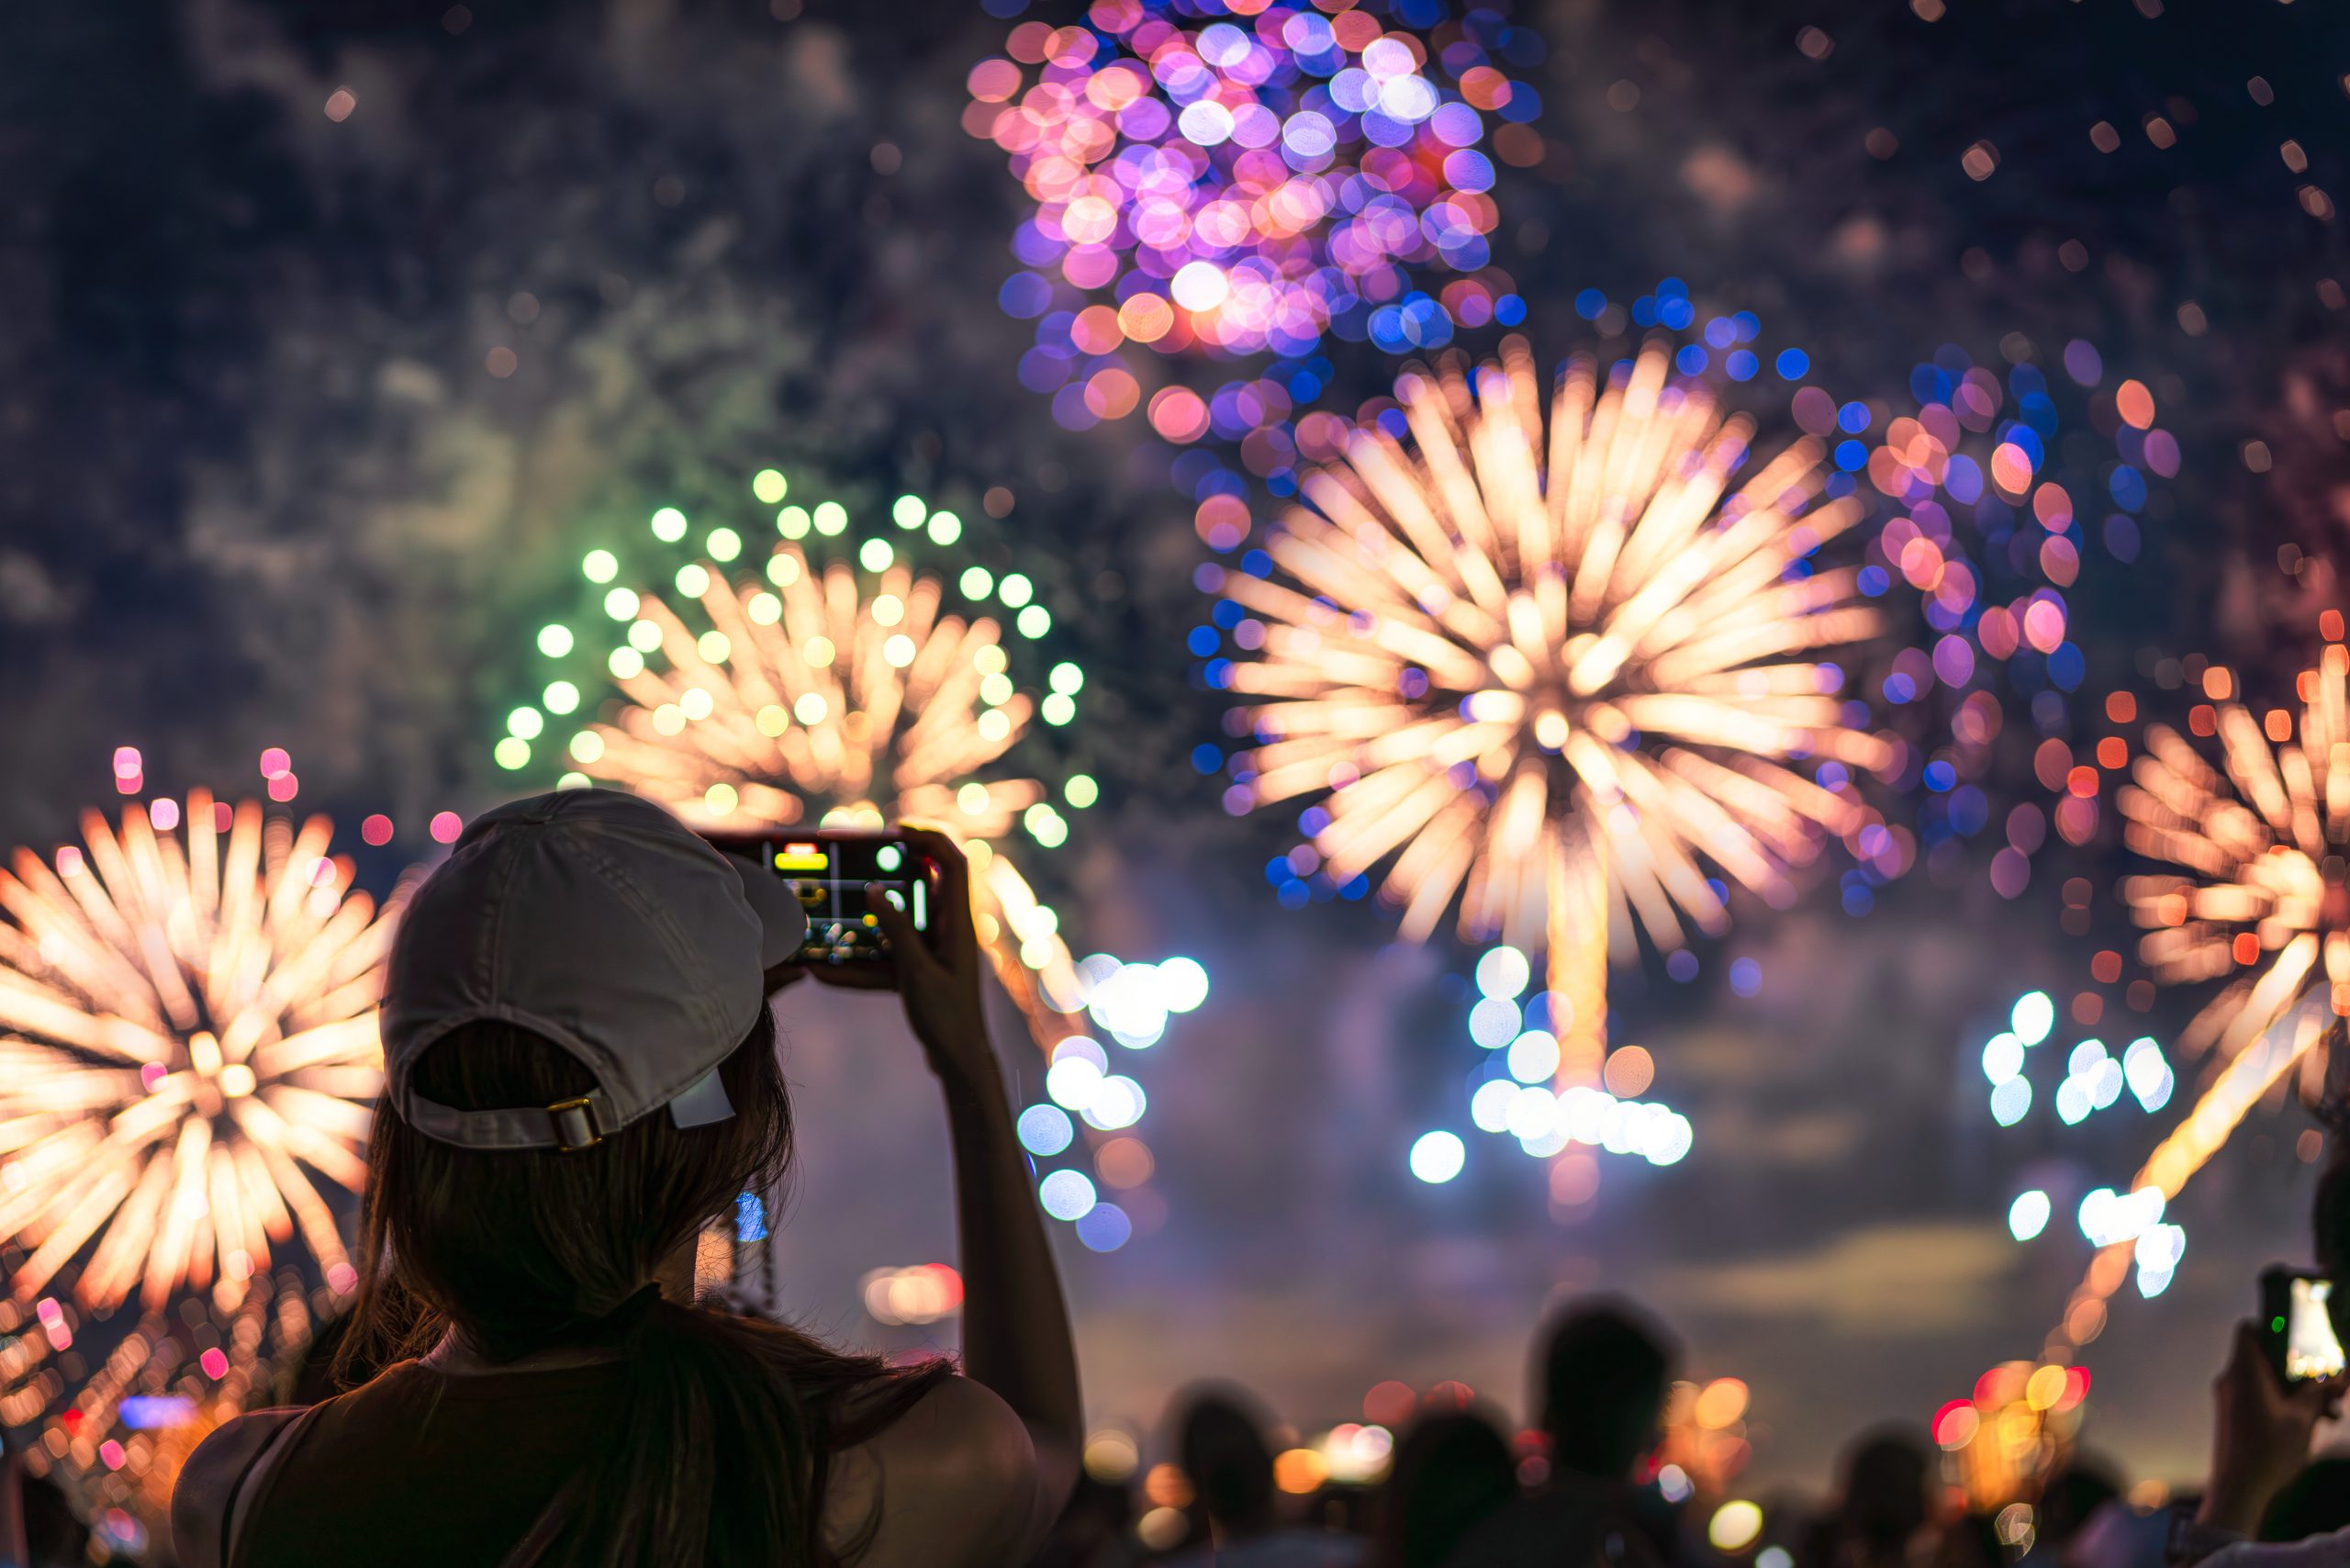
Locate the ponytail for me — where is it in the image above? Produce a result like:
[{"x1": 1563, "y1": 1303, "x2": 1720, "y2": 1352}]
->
[{"x1": 545, "y1": 1299, "x2": 946, "y2": 1567}]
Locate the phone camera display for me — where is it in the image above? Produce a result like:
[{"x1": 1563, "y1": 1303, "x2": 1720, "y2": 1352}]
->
[
  {"x1": 2287, "y1": 1278, "x2": 2347, "y2": 1382},
  {"x1": 767, "y1": 836, "x2": 930, "y2": 964}
]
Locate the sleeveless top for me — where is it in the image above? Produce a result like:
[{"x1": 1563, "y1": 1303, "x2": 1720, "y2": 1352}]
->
[{"x1": 226, "y1": 1359, "x2": 629, "y2": 1567}]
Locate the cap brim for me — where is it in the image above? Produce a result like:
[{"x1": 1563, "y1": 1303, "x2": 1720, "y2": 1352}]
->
[{"x1": 722, "y1": 851, "x2": 811, "y2": 969}]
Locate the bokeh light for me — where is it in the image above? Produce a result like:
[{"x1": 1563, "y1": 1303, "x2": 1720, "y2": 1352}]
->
[
  {"x1": 968, "y1": 0, "x2": 1541, "y2": 430},
  {"x1": 1407, "y1": 1129, "x2": 1464, "y2": 1183}
]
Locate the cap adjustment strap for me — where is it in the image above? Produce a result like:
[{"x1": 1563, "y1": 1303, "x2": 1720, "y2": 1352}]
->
[{"x1": 548, "y1": 1092, "x2": 608, "y2": 1153}]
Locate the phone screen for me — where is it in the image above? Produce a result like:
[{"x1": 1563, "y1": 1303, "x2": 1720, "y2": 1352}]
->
[
  {"x1": 751, "y1": 833, "x2": 934, "y2": 964},
  {"x1": 2284, "y1": 1277, "x2": 2347, "y2": 1382}
]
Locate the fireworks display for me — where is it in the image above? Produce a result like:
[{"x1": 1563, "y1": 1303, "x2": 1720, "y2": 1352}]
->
[
  {"x1": 21, "y1": 0, "x2": 2350, "y2": 1524},
  {"x1": 1212, "y1": 330, "x2": 1891, "y2": 1095},
  {"x1": 0, "y1": 793, "x2": 394, "y2": 1315},
  {"x1": 509, "y1": 473, "x2": 1203, "y2": 1247},
  {"x1": 2018, "y1": 633, "x2": 2350, "y2": 1350},
  {"x1": 967, "y1": 0, "x2": 1539, "y2": 435}
]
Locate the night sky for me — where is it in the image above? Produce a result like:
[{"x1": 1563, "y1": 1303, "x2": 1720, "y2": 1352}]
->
[{"x1": 7, "y1": 0, "x2": 2350, "y2": 1495}]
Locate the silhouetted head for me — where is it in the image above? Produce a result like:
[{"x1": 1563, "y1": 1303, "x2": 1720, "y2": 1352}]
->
[
  {"x1": 1372, "y1": 1409, "x2": 1518, "y2": 1568},
  {"x1": 1932, "y1": 1512, "x2": 2004, "y2": 1568},
  {"x1": 1177, "y1": 1387, "x2": 1280, "y2": 1537},
  {"x1": 1837, "y1": 1428, "x2": 1932, "y2": 1554},
  {"x1": 2037, "y1": 1460, "x2": 2121, "y2": 1551},
  {"x1": 2263, "y1": 1457, "x2": 2350, "y2": 1542},
  {"x1": 2313, "y1": 1143, "x2": 2350, "y2": 1340},
  {"x1": 1538, "y1": 1299, "x2": 1678, "y2": 1481}
]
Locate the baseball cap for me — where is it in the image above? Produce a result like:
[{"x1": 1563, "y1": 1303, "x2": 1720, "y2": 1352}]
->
[{"x1": 380, "y1": 789, "x2": 810, "y2": 1152}]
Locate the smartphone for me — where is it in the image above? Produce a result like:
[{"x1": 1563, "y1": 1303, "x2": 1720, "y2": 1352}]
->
[
  {"x1": 705, "y1": 828, "x2": 938, "y2": 965},
  {"x1": 2262, "y1": 1267, "x2": 2347, "y2": 1383}
]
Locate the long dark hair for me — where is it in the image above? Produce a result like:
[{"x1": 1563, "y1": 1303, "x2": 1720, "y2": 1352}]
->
[{"x1": 342, "y1": 1006, "x2": 946, "y2": 1566}]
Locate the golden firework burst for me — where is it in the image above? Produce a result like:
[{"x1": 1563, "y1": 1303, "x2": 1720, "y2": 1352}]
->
[
  {"x1": 0, "y1": 794, "x2": 396, "y2": 1313},
  {"x1": 559, "y1": 537, "x2": 1102, "y2": 1047},
  {"x1": 1225, "y1": 334, "x2": 1890, "y2": 1069},
  {"x1": 2048, "y1": 638, "x2": 2350, "y2": 1350}
]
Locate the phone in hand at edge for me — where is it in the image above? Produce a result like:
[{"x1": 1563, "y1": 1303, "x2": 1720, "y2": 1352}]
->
[
  {"x1": 702, "y1": 827, "x2": 940, "y2": 965},
  {"x1": 2262, "y1": 1265, "x2": 2347, "y2": 1383}
]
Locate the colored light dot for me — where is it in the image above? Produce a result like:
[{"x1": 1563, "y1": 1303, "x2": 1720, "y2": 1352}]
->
[
  {"x1": 199, "y1": 1347, "x2": 229, "y2": 1381},
  {"x1": 2009, "y1": 1190, "x2": 2052, "y2": 1240},
  {"x1": 494, "y1": 737, "x2": 531, "y2": 770},
  {"x1": 1710, "y1": 1502, "x2": 1764, "y2": 1553},
  {"x1": 747, "y1": 591, "x2": 782, "y2": 625},
  {"x1": 859, "y1": 538, "x2": 894, "y2": 572},
  {"x1": 707, "y1": 528, "x2": 742, "y2": 563},
  {"x1": 1041, "y1": 692, "x2": 1076, "y2": 726},
  {"x1": 1049, "y1": 662, "x2": 1084, "y2": 694},
  {"x1": 1075, "y1": 1204, "x2": 1131, "y2": 1252},
  {"x1": 794, "y1": 693, "x2": 828, "y2": 724},
  {"x1": 582, "y1": 549, "x2": 619, "y2": 583},
  {"x1": 570, "y1": 731, "x2": 605, "y2": 764},
  {"x1": 266, "y1": 770, "x2": 296, "y2": 801},
  {"x1": 1017, "y1": 605, "x2": 1052, "y2": 639},
  {"x1": 603, "y1": 587, "x2": 640, "y2": 621},
  {"x1": 537, "y1": 624, "x2": 574, "y2": 657},
  {"x1": 999, "y1": 573, "x2": 1035, "y2": 608},
  {"x1": 883, "y1": 634, "x2": 917, "y2": 666},
  {"x1": 259, "y1": 747, "x2": 291, "y2": 779},
  {"x1": 2011, "y1": 991, "x2": 2055, "y2": 1046},
  {"x1": 892, "y1": 495, "x2": 927, "y2": 529},
  {"x1": 755, "y1": 705, "x2": 788, "y2": 736},
  {"x1": 1475, "y1": 946, "x2": 1530, "y2": 999},
  {"x1": 752, "y1": 469, "x2": 788, "y2": 504},
  {"x1": 507, "y1": 708, "x2": 544, "y2": 740},
  {"x1": 778, "y1": 506, "x2": 811, "y2": 539},
  {"x1": 928, "y1": 510, "x2": 963, "y2": 545},
  {"x1": 676, "y1": 564, "x2": 710, "y2": 598},
  {"x1": 1409, "y1": 1131, "x2": 1465, "y2": 1184},
  {"x1": 697, "y1": 631, "x2": 731, "y2": 665},
  {"x1": 1018, "y1": 1104, "x2": 1075, "y2": 1156},
  {"x1": 543, "y1": 680, "x2": 579, "y2": 715},
  {"x1": 361, "y1": 814, "x2": 394, "y2": 846},
  {"x1": 608, "y1": 647, "x2": 645, "y2": 679},
  {"x1": 628, "y1": 620, "x2": 662, "y2": 654},
  {"x1": 1039, "y1": 1169, "x2": 1097, "y2": 1221},
  {"x1": 704, "y1": 783, "x2": 739, "y2": 817},
  {"x1": 812, "y1": 501, "x2": 847, "y2": 535},
  {"x1": 1066, "y1": 775, "x2": 1098, "y2": 808},
  {"x1": 430, "y1": 811, "x2": 464, "y2": 844},
  {"x1": 960, "y1": 566, "x2": 994, "y2": 599},
  {"x1": 650, "y1": 507, "x2": 688, "y2": 543}
]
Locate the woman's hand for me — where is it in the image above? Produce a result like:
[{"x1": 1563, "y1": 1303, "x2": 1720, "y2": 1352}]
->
[
  {"x1": 2199, "y1": 1318, "x2": 2342, "y2": 1534},
  {"x1": 775, "y1": 827, "x2": 998, "y2": 1098}
]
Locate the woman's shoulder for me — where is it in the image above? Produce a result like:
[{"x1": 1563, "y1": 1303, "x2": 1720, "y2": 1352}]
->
[
  {"x1": 168, "y1": 1406, "x2": 313, "y2": 1568},
  {"x1": 822, "y1": 1374, "x2": 1038, "y2": 1567},
  {"x1": 169, "y1": 1363, "x2": 434, "y2": 1566}
]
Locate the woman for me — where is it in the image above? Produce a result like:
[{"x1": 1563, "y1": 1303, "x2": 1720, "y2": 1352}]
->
[{"x1": 171, "y1": 790, "x2": 1081, "y2": 1566}]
